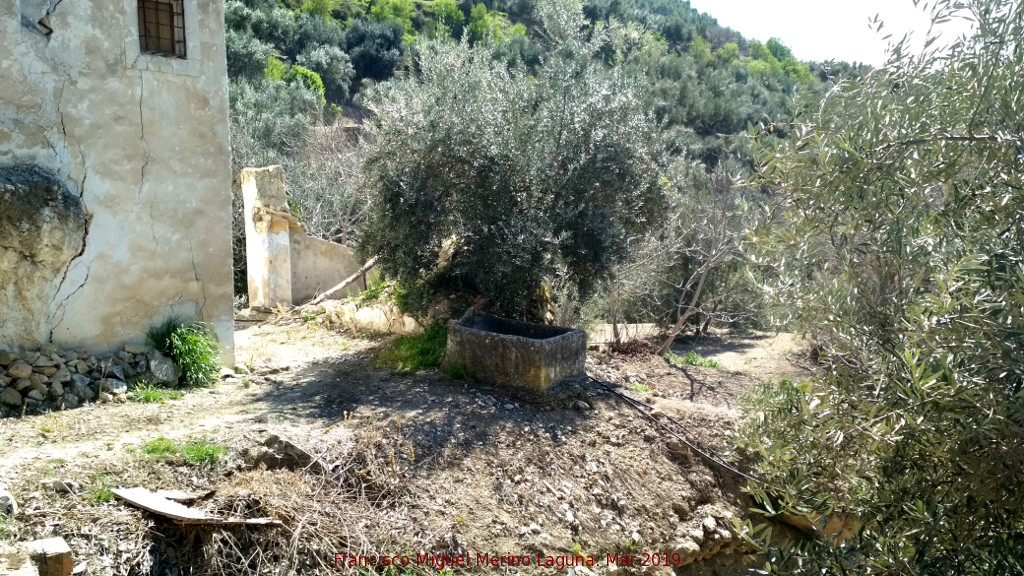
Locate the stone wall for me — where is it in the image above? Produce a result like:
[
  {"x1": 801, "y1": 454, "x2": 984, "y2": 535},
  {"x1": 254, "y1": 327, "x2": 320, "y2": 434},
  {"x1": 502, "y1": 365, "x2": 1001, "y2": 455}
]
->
[
  {"x1": 0, "y1": 343, "x2": 182, "y2": 417},
  {"x1": 241, "y1": 166, "x2": 364, "y2": 306},
  {"x1": 0, "y1": 0, "x2": 234, "y2": 361}
]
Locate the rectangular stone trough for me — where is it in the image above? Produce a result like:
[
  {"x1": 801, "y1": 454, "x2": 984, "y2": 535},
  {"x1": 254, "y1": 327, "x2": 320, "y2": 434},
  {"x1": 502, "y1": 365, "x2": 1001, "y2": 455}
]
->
[{"x1": 443, "y1": 310, "x2": 587, "y2": 394}]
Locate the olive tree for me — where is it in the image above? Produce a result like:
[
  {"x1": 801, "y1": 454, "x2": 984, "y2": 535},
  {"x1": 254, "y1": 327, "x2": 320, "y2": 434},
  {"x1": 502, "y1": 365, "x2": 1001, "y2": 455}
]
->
[
  {"x1": 357, "y1": 1, "x2": 666, "y2": 318},
  {"x1": 732, "y1": 1, "x2": 1024, "y2": 573}
]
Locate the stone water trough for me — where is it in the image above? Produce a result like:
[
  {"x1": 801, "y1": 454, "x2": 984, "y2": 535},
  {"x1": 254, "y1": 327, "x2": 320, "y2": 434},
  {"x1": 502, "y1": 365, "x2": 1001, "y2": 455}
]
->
[{"x1": 443, "y1": 310, "x2": 586, "y2": 394}]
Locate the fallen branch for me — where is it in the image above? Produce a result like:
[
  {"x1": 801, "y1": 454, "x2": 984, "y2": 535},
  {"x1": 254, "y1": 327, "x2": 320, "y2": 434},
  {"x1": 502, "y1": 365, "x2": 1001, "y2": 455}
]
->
[{"x1": 306, "y1": 255, "x2": 379, "y2": 306}]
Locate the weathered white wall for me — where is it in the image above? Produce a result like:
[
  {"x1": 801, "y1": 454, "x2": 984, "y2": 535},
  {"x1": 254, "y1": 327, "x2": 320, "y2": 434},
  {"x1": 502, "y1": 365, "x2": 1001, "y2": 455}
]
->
[
  {"x1": 291, "y1": 234, "x2": 363, "y2": 303},
  {"x1": 0, "y1": 0, "x2": 234, "y2": 361}
]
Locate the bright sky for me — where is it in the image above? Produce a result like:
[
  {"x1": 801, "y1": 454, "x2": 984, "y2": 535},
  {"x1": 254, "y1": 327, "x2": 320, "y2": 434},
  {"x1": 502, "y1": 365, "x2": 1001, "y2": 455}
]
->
[{"x1": 685, "y1": 0, "x2": 976, "y2": 66}]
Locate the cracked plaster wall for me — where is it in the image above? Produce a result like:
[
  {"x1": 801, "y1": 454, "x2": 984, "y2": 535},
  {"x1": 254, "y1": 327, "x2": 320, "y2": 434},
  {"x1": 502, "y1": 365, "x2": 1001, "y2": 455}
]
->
[{"x1": 0, "y1": 0, "x2": 234, "y2": 362}]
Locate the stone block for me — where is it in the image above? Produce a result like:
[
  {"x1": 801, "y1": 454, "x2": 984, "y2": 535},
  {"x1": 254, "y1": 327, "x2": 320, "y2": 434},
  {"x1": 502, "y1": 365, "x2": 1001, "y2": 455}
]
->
[
  {"x1": 24, "y1": 537, "x2": 72, "y2": 576},
  {"x1": 443, "y1": 310, "x2": 586, "y2": 394}
]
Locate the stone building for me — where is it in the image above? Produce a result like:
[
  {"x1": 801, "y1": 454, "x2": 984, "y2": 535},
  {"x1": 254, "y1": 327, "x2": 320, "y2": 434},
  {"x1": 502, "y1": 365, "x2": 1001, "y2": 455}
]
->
[{"x1": 0, "y1": 0, "x2": 234, "y2": 361}]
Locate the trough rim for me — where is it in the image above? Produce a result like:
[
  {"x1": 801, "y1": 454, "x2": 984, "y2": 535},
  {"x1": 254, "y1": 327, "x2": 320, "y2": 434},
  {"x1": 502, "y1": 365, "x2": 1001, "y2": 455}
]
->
[{"x1": 451, "y1": 311, "x2": 586, "y2": 348}]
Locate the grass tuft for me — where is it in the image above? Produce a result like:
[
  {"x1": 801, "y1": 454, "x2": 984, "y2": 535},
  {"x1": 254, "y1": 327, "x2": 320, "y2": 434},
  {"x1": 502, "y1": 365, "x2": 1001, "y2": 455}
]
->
[
  {"x1": 142, "y1": 437, "x2": 179, "y2": 458},
  {"x1": 182, "y1": 437, "x2": 228, "y2": 465},
  {"x1": 140, "y1": 436, "x2": 227, "y2": 466},
  {"x1": 666, "y1": 350, "x2": 720, "y2": 369},
  {"x1": 130, "y1": 382, "x2": 184, "y2": 403},
  {"x1": 372, "y1": 324, "x2": 447, "y2": 373}
]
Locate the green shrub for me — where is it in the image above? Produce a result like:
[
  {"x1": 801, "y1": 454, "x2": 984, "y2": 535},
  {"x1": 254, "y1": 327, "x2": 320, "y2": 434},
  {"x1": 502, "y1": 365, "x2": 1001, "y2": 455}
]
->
[
  {"x1": 147, "y1": 317, "x2": 221, "y2": 387},
  {"x1": 297, "y1": 44, "x2": 354, "y2": 104},
  {"x1": 264, "y1": 55, "x2": 288, "y2": 81},
  {"x1": 372, "y1": 324, "x2": 447, "y2": 373},
  {"x1": 284, "y1": 64, "x2": 326, "y2": 105},
  {"x1": 358, "y1": 12, "x2": 665, "y2": 318}
]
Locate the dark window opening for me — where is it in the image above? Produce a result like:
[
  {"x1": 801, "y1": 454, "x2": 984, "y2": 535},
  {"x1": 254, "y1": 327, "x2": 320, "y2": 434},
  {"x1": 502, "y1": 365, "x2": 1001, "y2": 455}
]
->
[{"x1": 138, "y1": 0, "x2": 186, "y2": 58}]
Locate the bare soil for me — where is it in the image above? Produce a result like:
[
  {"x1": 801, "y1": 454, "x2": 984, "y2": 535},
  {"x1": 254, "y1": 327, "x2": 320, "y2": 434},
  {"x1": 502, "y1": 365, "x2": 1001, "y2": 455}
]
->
[{"x1": 0, "y1": 317, "x2": 806, "y2": 576}]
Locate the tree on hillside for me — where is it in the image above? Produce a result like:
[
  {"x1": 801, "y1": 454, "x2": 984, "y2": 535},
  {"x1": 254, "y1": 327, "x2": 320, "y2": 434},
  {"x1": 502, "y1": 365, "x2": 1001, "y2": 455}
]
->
[
  {"x1": 356, "y1": 1, "x2": 666, "y2": 318},
  {"x1": 733, "y1": 0, "x2": 1024, "y2": 573},
  {"x1": 343, "y1": 19, "x2": 405, "y2": 83}
]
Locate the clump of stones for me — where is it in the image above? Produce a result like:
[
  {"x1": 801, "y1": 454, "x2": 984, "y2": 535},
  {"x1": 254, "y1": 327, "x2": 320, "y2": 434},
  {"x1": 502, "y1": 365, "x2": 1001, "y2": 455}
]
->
[{"x1": 0, "y1": 344, "x2": 180, "y2": 417}]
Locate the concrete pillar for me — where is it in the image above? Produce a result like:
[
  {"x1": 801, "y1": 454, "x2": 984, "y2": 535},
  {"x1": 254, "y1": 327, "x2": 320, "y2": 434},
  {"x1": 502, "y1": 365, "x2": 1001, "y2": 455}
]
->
[{"x1": 240, "y1": 166, "x2": 293, "y2": 307}]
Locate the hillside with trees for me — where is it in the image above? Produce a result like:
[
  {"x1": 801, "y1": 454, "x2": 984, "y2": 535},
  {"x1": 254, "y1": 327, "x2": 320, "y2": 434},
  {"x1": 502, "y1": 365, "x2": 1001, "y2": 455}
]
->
[
  {"x1": 224, "y1": 0, "x2": 1024, "y2": 571},
  {"x1": 224, "y1": 0, "x2": 852, "y2": 328}
]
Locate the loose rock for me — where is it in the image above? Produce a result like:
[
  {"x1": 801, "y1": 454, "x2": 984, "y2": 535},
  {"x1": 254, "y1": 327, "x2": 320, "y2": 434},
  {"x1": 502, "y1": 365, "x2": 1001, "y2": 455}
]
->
[
  {"x1": 41, "y1": 479, "x2": 80, "y2": 494},
  {"x1": 702, "y1": 516, "x2": 718, "y2": 533},
  {"x1": 40, "y1": 344, "x2": 62, "y2": 357},
  {"x1": 98, "y1": 379, "x2": 127, "y2": 395},
  {"x1": 0, "y1": 487, "x2": 17, "y2": 517},
  {"x1": 7, "y1": 360, "x2": 33, "y2": 379},
  {"x1": 0, "y1": 387, "x2": 20, "y2": 406},
  {"x1": 34, "y1": 365, "x2": 59, "y2": 377},
  {"x1": 51, "y1": 366, "x2": 72, "y2": 384},
  {"x1": 148, "y1": 352, "x2": 180, "y2": 384},
  {"x1": 671, "y1": 539, "x2": 701, "y2": 565}
]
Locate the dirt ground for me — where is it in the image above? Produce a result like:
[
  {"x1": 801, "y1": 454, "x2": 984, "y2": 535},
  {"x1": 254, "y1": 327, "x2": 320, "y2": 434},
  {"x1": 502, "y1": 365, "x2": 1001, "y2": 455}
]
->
[{"x1": 0, "y1": 317, "x2": 807, "y2": 576}]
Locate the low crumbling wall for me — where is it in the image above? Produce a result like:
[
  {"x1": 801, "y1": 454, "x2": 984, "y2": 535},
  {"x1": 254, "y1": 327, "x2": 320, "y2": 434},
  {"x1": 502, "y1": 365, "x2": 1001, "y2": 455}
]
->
[
  {"x1": 290, "y1": 234, "x2": 362, "y2": 303},
  {"x1": 0, "y1": 343, "x2": 180, "y2": 417},
  {"x1": 322, "y1": 300, "x2": 423, "y2": 336},
  {"x1": 444, "y1": 311, "x2": 586, "y2": 393},
  {"x1": 241, "y1": 166, "x2": 363, "y2": 306}
]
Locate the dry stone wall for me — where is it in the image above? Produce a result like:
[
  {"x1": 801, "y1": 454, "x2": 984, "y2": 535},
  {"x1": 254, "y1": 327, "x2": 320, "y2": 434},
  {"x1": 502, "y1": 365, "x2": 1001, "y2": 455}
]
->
[{"x1": 0, "y1": 343, "x2": 179, "y2": 418}]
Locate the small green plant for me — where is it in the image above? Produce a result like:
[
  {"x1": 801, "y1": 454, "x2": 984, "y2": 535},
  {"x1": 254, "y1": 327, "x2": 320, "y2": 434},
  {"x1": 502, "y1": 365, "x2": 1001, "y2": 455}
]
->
[
  {"x1": 130, "y1": 382, "x2": 184, "y2": 403},
  {"x1": 88, "y1": 474, "x2": 114, "y2": 504},
  {"x1": 626, "y1": 535, "x2": 643, "y2": 553},
  {"x1": 372, "y1": 324, "x2": 447, "y2": 373},
  {"x1": 360, "y1": 275, "x2": 388, "y2": 301},
  {"x1": 181, "y1": 437, "x2": 227, "y2": 465},
  {"x1": 628, "y1": 382, "x2": 652, "y2": 392},
  {"x1": 666, "y1": 350, "x2": 720, "y2": 369},
  {"x1": 0, "y1": 517, "x2": 12, "y2": 542},
  {"x1": 142, "y1": 437, "x2": 179, "y2": 458},
  {"x1": 140, "y1": 436, "x2": 227, "y2": 466},
  {"x1": 148, "y1": 317, "x2": 221, "y2": 387},
  {"x1": 571, "y1": 542, "x2": 584, "y2": 558},
  {"x1": 301, "y1": 308, "x2": 322, "y2": 326}
]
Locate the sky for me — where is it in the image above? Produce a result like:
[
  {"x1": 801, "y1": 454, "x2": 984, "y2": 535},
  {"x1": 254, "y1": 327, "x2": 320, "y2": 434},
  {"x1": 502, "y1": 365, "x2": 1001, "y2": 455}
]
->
[{"x1": 684, "y1": 0, "x2": 976, "y2": 66}]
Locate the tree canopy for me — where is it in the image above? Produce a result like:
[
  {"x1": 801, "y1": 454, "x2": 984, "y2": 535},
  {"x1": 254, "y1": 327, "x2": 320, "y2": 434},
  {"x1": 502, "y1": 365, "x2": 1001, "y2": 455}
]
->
[
  {"x1": 357, "y1": 4, "x2": 666, "y2": 317},
  {"x1": 734, "y1": 0, "x2": 1024, "y2": 572}
]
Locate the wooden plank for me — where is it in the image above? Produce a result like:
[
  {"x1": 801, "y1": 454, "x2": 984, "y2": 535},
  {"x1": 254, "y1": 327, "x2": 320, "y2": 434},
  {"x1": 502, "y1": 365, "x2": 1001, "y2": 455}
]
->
[{"x1": 112, "y1": 487, "x2": 281, "y2": 526}]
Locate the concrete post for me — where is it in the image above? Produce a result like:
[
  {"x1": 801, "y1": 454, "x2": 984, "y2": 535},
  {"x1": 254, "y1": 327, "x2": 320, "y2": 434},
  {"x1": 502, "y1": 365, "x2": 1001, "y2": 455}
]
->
[{"x1": 240, "y1": 166, "x2": 293, "y2": 308}]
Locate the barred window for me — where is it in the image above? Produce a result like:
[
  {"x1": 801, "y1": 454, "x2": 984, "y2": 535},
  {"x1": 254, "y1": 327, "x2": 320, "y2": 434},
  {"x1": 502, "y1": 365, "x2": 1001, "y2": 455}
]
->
[{"x1": 137, "y1": 0, "x2": 186, "y2": 58}]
